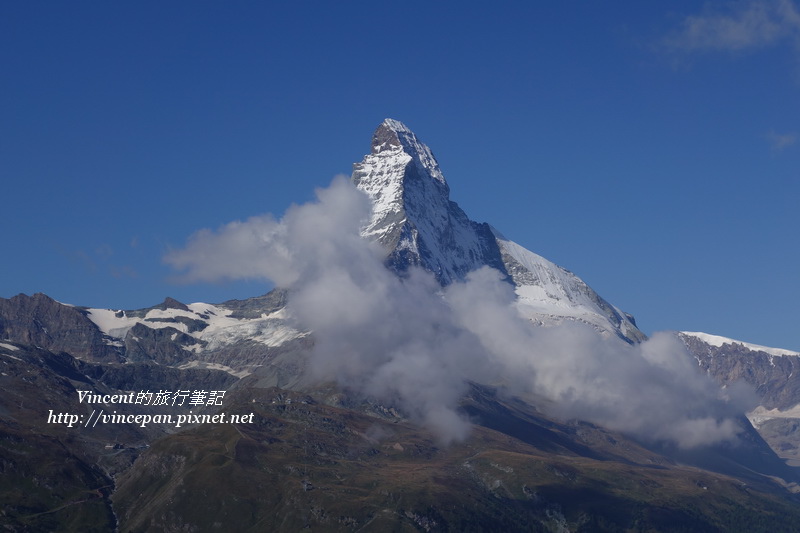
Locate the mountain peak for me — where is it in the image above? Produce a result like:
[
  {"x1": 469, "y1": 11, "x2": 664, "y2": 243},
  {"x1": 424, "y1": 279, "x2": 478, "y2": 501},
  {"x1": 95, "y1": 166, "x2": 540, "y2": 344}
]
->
[
  {"x1": 353, "y1": 119, "x2": 501, "y2": 285},
  {"x1": 371, "y1": 118, "x2": 418, "y2": 150},
  {"x1": 380, "y1": 117, "x2": 410, "y2": 132},
  {"x1": 371, "y1": 118, "x2": 411, "y2": 154},
  {"x1": 367, "y1": 119, "x2": 448, "y2": 189},
  {"x1": 353, "y1": 119, "x2": 644, "y2": 343},
  {"x1": 158, "y1": 297, "x2": 190, "y2": 312}
]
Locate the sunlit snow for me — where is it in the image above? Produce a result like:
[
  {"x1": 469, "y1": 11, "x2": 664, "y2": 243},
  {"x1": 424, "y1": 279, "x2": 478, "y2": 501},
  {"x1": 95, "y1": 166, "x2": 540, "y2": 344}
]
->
[{"x1": 681, "y1": 331, "x2": 799, "y2": 357}]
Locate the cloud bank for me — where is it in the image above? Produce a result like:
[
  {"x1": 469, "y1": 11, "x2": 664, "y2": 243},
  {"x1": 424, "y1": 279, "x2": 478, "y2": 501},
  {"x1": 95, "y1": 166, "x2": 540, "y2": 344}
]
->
[{"x1": 167, "y1": 177, "x2": 755, "y2": 448}]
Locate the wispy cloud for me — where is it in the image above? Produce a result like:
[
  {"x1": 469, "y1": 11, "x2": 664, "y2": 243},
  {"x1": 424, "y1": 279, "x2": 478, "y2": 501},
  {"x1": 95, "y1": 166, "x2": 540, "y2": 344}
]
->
[
  {"x1": 95, "y1": 243, "x2": 114, "y2": 260},
  {"x1": 665, "y1": 0, "x2": 800, "y2": 53},
  {"x1": 766, "y1": 129, "x2": 798, "y2": 150},
  {"x1": 69, "y1": 249, "x2": 97, "y2": 273},
  {"x1": 110, "y1": 265, "x2": 139, "y2": 279}
]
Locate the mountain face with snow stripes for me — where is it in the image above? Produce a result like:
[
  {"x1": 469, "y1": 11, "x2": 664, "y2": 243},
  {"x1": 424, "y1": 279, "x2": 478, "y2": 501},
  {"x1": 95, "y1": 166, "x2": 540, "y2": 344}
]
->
[{"x1": 353, "y1": 119, "x2": 645, "y2": 344}]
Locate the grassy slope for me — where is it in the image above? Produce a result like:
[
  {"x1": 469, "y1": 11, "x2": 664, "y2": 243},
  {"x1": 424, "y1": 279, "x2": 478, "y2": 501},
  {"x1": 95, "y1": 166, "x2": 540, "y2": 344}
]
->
[{"x1": 113, "y1": 387, "x2": 800, "y2": 532}]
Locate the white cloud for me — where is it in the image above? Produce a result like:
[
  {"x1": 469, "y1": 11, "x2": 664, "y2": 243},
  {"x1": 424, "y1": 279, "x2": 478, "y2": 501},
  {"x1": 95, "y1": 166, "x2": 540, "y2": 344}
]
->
[
  {"x1": 166, "y1": 177, "x2": 756, "y2": 448},
  {"x1": 665, "y1": 0, "x2": 800, "y2": 53},
  {"x1": 448, "y1": 270, "x2": 756, "y2": 449}
]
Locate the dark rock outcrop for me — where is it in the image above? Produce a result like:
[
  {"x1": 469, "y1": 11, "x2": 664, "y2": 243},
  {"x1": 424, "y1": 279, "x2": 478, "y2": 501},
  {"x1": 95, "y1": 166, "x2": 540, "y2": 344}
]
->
[{"x1": 0, "y1": 293, "x2": 122, "y2": 362}]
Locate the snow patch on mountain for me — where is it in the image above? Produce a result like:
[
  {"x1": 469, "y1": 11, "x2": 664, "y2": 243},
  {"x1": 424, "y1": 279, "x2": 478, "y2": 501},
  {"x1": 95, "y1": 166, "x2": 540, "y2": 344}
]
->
[
  {"x1": 87, "y1": 309, "x2": 142, "y2": 339},
  {"x1": 177, "y1": 360, "x2": 253, "y2": 379},
  {"x1": 681, "y1": 331, "x2": 799, "y2": 357}
]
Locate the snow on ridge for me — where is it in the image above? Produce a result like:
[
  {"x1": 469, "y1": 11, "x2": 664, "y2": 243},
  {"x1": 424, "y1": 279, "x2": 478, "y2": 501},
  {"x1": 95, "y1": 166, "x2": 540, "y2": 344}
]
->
[
  {"x1": 0, "y1": 342, "x2": 20, "y2": 352},
  {"x1": 492, "y1": 229, "x2": 642, "y2": 342},
  {"x1": 88, "y1": 306, "x2": 209, "y2": 338},
  {"x1": 379, "y1": 118, "x2": 447, "y2": 186},
  {"x1": 178, "y1": 360, "x2": 254, "y2": 379},
  {"x1": 87, "y1": 308, "x2": 141, "y2": 339},
  {"x1": 495, "y1": 232, "x2": 597, "y2": 310},
  {"x1": 681, "y1": 331, "x2": 799, "y2": 357},
  {"x1": 381, "y1": 118, "x2": 411, "y2": 134},
  {"x1": 354, "y1": 150, "x2": 412, "y2": 240},
  {"x1": 86, "y1": 301, "x2": 305, "y2": 351},
  {"x1": 196, "y1": 305, "x2": 305, "y2": 351}
]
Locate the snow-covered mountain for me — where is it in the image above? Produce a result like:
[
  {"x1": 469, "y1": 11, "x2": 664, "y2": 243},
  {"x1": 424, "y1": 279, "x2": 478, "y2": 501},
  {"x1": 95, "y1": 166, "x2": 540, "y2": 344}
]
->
[
  {"x1": 353, "y1": 118, "x2": 645, "y2": 343},
  {"x1": 61, "y1": 117, "x2": 644, "y2": 370},
  {"x1": 87, "y1": 293, "x2": 306, "y2": 377},
  {"x1": 0, "y1": 291, "x2": 308, "y2": 379}
]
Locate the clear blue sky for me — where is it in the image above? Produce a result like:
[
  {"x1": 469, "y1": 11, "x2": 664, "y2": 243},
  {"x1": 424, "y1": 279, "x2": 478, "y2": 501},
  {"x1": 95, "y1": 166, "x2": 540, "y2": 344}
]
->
[{"x1": 2, "y1": 1, "x2": 798, "y2": 350}]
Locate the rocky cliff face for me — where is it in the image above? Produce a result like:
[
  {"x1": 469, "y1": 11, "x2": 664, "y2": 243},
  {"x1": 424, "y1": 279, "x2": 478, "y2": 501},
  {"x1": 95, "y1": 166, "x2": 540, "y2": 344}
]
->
[
  {"x1": 677, "y1": 331, "x2": 800, "y2": 466},
  {"x1": 0, "y1": 293, "x2": 123, "y2": 362},
  {"x1": 678, "y1": 332, "x2": 800, "y2": 411}
]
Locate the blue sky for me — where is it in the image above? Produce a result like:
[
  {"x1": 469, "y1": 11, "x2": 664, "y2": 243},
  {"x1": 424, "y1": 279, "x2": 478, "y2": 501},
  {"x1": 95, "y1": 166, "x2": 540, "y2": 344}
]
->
[{"x1": 2, "y1": 1, "x2": 798, "y2": 350}]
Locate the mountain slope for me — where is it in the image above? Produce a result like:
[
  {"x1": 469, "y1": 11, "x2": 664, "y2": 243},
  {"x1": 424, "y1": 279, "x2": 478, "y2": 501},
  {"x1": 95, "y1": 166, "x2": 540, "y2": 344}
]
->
[
  {"x1": 493, "y1": 228, "x2": 645, "y2": 343},
  {"x1": 113, "y1": 384, "x2": 800, "y2": 533}
]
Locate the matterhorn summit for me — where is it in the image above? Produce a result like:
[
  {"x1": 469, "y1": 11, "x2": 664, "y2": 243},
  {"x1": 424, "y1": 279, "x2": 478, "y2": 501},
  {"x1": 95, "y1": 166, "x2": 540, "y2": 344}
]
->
[
  {"x1": 352, "y1": 118, "x2": 508, "y2": 285},
  {"x1": 353, "y1": 119, "x2": 645, "y2": 343}
]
